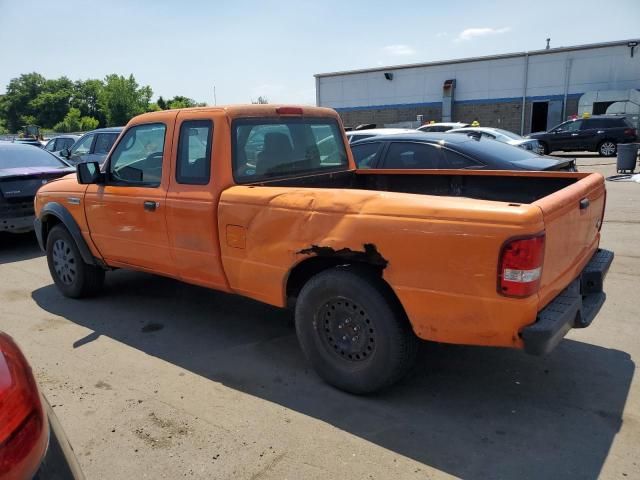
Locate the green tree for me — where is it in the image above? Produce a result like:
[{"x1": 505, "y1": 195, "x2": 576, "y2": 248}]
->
[
  {"x1": 1, "y1": 73, "x2": 46, "y2": 132},
  {"x1": 71, "y1": 79, "x2": 105, "y2": 126},
  {"x1": 53, "y1": 107, "x2": 99, "y2": 133},
  {"x1": 167, "y1": 95, "x2": 198, "y2": 109},
  {"x1": 252, "y1": 96, "x2": 269, "y2": 104},
  {"x1": 156, "y1": 96, "x2": 167, "y2": 110},
  {"x1": 98, "y1": 74, "x2": 152, "y2": 126},
  {"x1": 29, "y1": 77, "x2": 74, "y2": 128}
]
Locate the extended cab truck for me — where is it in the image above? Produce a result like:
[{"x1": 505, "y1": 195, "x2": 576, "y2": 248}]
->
[{"x1": 34, "y1": 105, "x2": 614, "y2": 394}]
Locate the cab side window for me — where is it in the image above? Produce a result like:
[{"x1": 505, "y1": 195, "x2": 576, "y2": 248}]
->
[
  {"x1": 176, "y1": 120, "x2": 213, "y2": 185},
  {"x1": 109, "y1": 123, "x2": 166, "y2": 187}
]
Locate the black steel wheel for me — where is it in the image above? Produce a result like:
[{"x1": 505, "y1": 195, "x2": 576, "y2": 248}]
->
[{"x1": 295, "y1": 266, "x2": 418, "y2": 394}]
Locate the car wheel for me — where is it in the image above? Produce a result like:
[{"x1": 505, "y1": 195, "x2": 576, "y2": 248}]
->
[
  {"x1": 46, "y1": 225, "x2": 105, "y2": 298},
  {"x1": 598, "y1": 140, "x2": 617, "y2": 157},
  {"x1": 295, "y1": 266, "x2": 418, "y2": 394}
]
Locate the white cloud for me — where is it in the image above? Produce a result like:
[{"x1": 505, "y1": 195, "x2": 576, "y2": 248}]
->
[
  {"x1": 455, "y1": 27, "x2": 511, "y2": 42},
  {"x1": 382, "y1": 44, "x2": 416, "y2": 56}
]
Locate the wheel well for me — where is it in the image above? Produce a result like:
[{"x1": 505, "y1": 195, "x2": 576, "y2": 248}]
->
[
  {"x1": 41, "y1": 214, "x2": 62, "y2": 245},
  {"x1": 286, "y1": 256, "x2": 383, "y2": 305}
]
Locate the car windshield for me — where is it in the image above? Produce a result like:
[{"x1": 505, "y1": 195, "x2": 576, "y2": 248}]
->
[
  {"x1": 492, "y1": 128, "x2": 522, "y2": 140},
  {"x1": 232, "y1": 117, "x2": 349, "y2": 182},
  {"x1": 0, "y1": 145, "x2": 67, "y2": 169},
  {"x1": 458, "y1": 137, "x2": 543, "y2": 162}
]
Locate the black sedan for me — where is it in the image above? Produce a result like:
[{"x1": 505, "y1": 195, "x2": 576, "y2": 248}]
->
[
  {"x1": 350, "y1": 133, "x2": 576, "y2": 171},
  {"x1": 1, "y1": 143, "x2": 75, "y2": 234}
]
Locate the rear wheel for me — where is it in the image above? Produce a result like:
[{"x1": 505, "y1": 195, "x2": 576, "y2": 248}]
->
[
  {"x1": 598, "y1": 140, "x2": 617, "y2": 157},
  {"x1": 46, "y1": 225, "x2": 105, "y2": 298},
  {"x1": 295, "y1": 267, "x2": 418, "y2": 394}
]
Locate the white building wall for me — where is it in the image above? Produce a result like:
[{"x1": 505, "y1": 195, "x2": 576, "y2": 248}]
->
[{"x1": 318, "y1": 43, "x2": 640, "y2": 109}]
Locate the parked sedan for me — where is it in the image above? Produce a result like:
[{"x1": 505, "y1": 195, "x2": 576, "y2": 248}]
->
[
  {"x1": 350, "y1": 133, "x2": 576, "y2": 171},
  {"x1": 60, "y1": 126, "x2": 123, "y2": 165},
  {"x1": 417, "y1": 122, "x2": 469, "y2": 132},
  {"x1": 43, "y1": 134, "x2": 80, "y2": 157},
  {"x1": 0, "y1": 332, "x2": 84, "y2": 479},
  {"x1": 346, "y1": 128, "x2": 416, "y2": 144},
  {"x1": 447, "y1": 127, "x2": 542, "y2": 153},
  {"x1": 1, "y1": 143, "x2": 74, "y2": 233}
]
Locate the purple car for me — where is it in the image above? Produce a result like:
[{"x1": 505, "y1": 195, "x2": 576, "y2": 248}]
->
[{"x1": 1, "y1": 142, "x2": 75, "y2": 234}]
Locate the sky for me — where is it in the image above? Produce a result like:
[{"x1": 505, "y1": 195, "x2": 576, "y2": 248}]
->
[{"x1": 1, "y1": 0, "x2": 639, "y2": 105}]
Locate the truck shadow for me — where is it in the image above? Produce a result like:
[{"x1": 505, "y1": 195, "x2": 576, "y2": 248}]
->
[
  {"x1": 0, "y1": 232, "x2": 43, "y2": 264},
  {"x1": 32, "y1": 270, "x2": 634, "y2": 480}
]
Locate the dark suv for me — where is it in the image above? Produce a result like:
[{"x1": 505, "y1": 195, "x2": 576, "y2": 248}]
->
[
  {"x1": 59, "y1": 127, "x2": 123, "y2": 165},
  {"x1": 528, "y1": 115, "x2": 637, "y2": 157}
]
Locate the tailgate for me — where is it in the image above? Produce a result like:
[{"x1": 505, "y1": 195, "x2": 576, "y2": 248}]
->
[{"x1": 534, "y1": 172, "x2": 606, "y2": 309}]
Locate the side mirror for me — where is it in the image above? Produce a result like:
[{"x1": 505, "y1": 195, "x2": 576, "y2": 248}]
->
[
  {"x1": 77, "y1": 161, "x2": 103, "y2": 184},
  {"x1": 60, "y1": 148, "x2": 70, "y2": 158}
]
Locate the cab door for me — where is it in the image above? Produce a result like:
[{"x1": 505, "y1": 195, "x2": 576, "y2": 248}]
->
[
  {"x1": 164, "y1": 111, "x2": 228, "y2": 290},
  {"x1": 84, "y1": 120, "x2": 175, "y2": 275}
]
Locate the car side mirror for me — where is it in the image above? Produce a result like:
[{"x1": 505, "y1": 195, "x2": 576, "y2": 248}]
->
[{"x1": 77, "y1": 161, "x2": 104, "y2": 184}]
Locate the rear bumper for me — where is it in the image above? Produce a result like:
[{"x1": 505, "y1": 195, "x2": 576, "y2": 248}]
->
[{"x1": 521, "y1": 249, "x2": 614, "y2": 355}]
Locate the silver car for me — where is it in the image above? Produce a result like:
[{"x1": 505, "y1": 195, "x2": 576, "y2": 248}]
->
[
  {"x1": 43, "y1": 135, "x2": 80, "y2": 158},
  {"x1": 447, "y1": 127, "x2": 543, "y2": 153}
]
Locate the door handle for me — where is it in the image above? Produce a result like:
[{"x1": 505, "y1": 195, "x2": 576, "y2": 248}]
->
[
  {"x1": 144, "y1": 200, "x2": 159, "y2": 212},
  {"x1": 571, "y1": 133, "x2": 579, "y2": 136},
  {"x1": 579, "y1": 198, "x2": 590, "y2": 210}
]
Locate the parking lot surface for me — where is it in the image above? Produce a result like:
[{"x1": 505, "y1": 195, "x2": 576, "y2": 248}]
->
[{"x1": 1, "y1": 155, "x2": 638, "y2": 479}]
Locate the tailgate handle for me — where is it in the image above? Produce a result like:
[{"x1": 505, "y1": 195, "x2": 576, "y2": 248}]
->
[{"x1": 579, "y1": 198, "x2": 590, "y2": 210}]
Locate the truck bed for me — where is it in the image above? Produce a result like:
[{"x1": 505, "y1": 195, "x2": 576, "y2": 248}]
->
[{"x1": 252, "y1": 168, "x2": 580, "y2": 205}]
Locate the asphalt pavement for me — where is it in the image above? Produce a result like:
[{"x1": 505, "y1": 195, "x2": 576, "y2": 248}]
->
[{"x1": 0, "y1": 155, "x2": 638, "y2": 479}]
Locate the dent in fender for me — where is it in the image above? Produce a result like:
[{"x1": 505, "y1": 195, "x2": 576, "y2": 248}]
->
[{"x1": 296, "y1": 243, "x2": 388, "y2": 268}]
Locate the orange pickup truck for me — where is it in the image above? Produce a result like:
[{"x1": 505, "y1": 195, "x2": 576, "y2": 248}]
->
[{"x1": 34, "y1": 105, "x2": 613, "y2": 393}]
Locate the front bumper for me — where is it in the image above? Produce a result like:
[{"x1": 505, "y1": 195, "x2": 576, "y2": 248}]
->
[
  {"x1": 521, "y1": 249, "x2": 614, "y2": 355},
  {"x1": 1, "y1": 214, "x2": 35, "y2": 233}
]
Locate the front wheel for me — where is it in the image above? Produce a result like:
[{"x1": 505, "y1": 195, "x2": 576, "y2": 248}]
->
[
  {"x1": 46, "y1": 225, "x2": 105, "y2": 298},
  {"x1": 598, "y1": 140, "x2": 617, "y2": 157},
  {"x1": 295, "y1": 267, "x2": 418, "y2": 394}
]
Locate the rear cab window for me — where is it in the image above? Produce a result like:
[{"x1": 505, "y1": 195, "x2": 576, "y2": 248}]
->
[
  {"x1": 232, "y1": 117, "x2": 348, "y2": 183},
  {"x1": 176, "y1": 120, "x2": 213, "y2": 185}
]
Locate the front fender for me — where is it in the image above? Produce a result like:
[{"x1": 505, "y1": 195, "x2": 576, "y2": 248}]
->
[{"x1": 37, "y1": 202, "x2": 97, "y2": 266}]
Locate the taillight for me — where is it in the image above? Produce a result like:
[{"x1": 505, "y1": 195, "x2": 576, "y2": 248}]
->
[
  {"x1": 0, "y1": 333, "x2": 48, "y2": 480},
  {"x1": 498, "y1": 234, "x2": 545, "y2": 297},
  {"x1": 275, "y1": 107, "x2": 303, "y2": 115},
  {"x1": 623, "y1": 128, "x2": 636, "y2": 136}
]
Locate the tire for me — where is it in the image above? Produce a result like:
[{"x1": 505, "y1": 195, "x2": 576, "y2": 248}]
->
[
  {"x1": 598, "y1": 140, "x2": 617, "y2": 157},
  {"x1": 46, "y1": 225, "x2": 105, "y2": 298},
  {"x1": 295, "y1": 267, "x2": 418, "y2": 394}
]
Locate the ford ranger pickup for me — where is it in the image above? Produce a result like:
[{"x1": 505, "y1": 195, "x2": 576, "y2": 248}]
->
[{"x1": 34, "y1": 105, "x2": 613, "y2": 393}]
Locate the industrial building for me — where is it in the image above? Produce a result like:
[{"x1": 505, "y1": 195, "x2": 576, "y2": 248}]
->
[{"x1": 315, "y1": 39, "x2": 640, "y2": 134}]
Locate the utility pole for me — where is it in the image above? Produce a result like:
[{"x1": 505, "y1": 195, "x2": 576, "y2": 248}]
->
[
  {"x1": 213, "y1": 85, "x2": 217, "y2": 106},
  {"x1": 546, "y1": 38, "x2": 551, "y2": 50}
]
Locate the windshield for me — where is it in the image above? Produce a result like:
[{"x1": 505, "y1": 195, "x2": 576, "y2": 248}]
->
[
  {"x1": 492, "y1": 128, "x2": 522, "y2": 140},
  {"x1": 232, "y1": 117, "x2": 348, "y2": 183},
  {"x1": 0, "y1": 144, "x2": 68, "y2": 169},
  {"x1": 458, "y1": 137, "x2": 544, "y2": 163}
]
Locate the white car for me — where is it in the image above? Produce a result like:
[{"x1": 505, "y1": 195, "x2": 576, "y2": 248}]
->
[
  {"x1": 346, "y1": 128, "x2": 417, "y2": 144},
  {"x1": 447, "y1": 127, "x2": 543, "y2": 153},
  {"x1": 417, "y1": 122, "x2": 469, "y2": 132}
]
